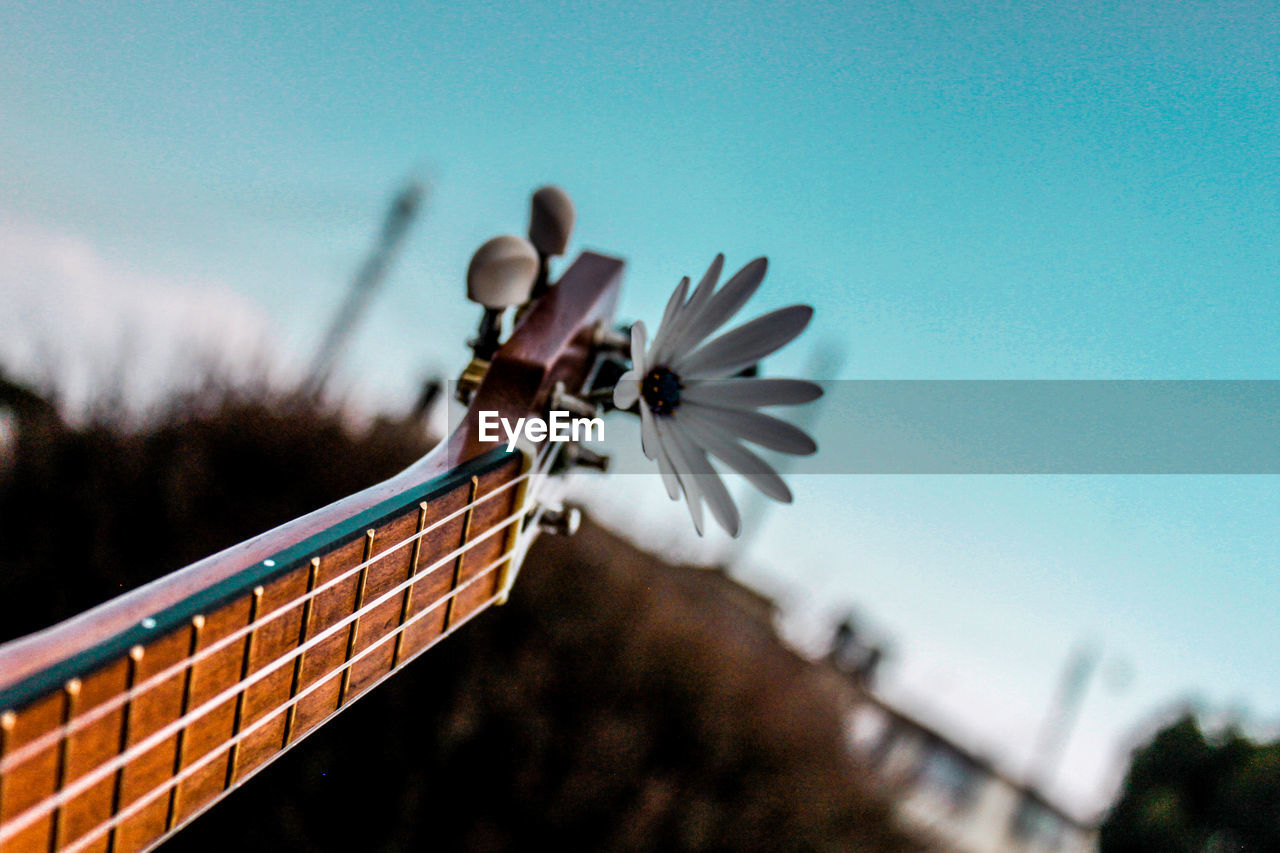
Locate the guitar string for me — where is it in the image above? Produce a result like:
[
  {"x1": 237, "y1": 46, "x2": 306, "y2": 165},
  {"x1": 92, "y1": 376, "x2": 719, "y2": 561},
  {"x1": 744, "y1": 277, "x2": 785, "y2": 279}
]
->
[
  {"x1": 0, "y1": 434, "x2": 565, "y2": 839},
  {"x1": 53, "y1": 562, "x2": 513, "y2": 853},
  {"x1": 0, "y1": 441, "x2": 554, "y2": 773},
  {"x1": 0, "y1": 458, "x2": 532, "y2": 775},
  {"x1": 135, "y1": 584, "x2": 502, "y2": 853},
  {"x1": 64, "y1": 586, "x2": 507, "y2": 853},
  {"x1": 0, "y1": 438, "x2": 554, "y2": 782},
  {"x1": 0, "y1": 502, "x2": 543, "y2": 844}
]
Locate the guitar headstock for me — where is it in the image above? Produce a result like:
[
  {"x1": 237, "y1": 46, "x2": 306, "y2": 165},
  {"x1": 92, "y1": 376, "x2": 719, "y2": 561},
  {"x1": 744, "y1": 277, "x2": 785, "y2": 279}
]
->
[
  {"x1": 442, "y1": 183, "x2": 821, "y2": 560},
  {"x1": 450, "y1": 249, "x2": 627, "y2": 462},
  {"x1": 435, "y1": 188, "x2": 629, "y2": 594}
]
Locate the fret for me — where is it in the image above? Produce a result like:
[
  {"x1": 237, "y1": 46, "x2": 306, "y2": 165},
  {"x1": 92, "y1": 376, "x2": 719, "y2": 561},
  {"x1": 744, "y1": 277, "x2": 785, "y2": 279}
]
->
[
  {"x1": 391, "y1": 503, "x2": 430, "y2": 668},
  {"x1": 234, "y1": 568, "x2": 308, "y2": 780},
  {"x1": 291, "y1": 533, "x2": 364, "y2": 739},
  {"x1": 172, "y1": 598, "x2": 251, "y2": 825},
  {"x1": 493, "y1": 479, "x2": 528, "y2": 604},
  {"x1": 281, "y1": 559, "x2": 320, "y2": 749},
  {"x1": 0, "y1": 694, "x2": 62, "y2": 852},
  {"x1": 55, "y1": 646, "x2": 137, "y2": 850},
  {"x1": 396, "y1": 485, "x2": 472, "y2": 662},
  {"x1": 103, "y1": 647, "x2": 141, "y2": 853},
  {"x1": 49, "y1": 680, "x2": 76, "y2": 852},
  {"x1": 223, "y1": 587, "x2": 262, "y2": 789},
  {"x1": 52, "y1": 665, "x2": 135, "y2": 853},
  {"x1": 337, "y1": 532, "x2": 376, "y2": 706},
  {"x1": 449, "y1": 474, "x2": 520, "y2": 626},
  {"x1": 443, "y1": 477, "x2": 480, "y2": 631},
  {"x1": 347, "y1": 511, "x2": 422, "y2": 699},
  {"x1": 147, "y1": 567, "x2": 511, "y2": 853},
  {"x1": 114, "y1": 621, "x2": 192, "y2": 853},
  {"x1": 163, "y1": 616, "x2": 202, "y2": 835},
  {"x1": 62, "y1": 655, "x2": 128, "y2": 850}
]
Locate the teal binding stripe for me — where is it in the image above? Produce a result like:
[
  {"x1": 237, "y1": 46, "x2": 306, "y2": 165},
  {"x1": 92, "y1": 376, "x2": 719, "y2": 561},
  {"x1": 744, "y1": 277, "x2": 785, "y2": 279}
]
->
[{"x1": 0, "y1": 447, "x2": 518, "y2": 715}]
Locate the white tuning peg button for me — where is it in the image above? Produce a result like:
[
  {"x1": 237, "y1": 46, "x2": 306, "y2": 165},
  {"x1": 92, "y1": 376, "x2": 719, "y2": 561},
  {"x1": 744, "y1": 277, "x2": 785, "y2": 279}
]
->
[
  {"x1": 538, "y1": 505, "x2": 582, "y2": 537},
  {"x1": 467, "y1": 235, "x2": 539, "y2": 309},
  {"x1": 528, "y1": 186, "x2": 575, "y2": 259}
]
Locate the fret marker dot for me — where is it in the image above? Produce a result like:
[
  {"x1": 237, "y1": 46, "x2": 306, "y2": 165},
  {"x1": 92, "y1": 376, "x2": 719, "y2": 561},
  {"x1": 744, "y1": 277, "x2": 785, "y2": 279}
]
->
[
  {"x1": 141, "y1": 617, "x2": 157, "y2": 630},
  {"x1": 264, "y1": 559, "x2": 276, "y2": 567}
]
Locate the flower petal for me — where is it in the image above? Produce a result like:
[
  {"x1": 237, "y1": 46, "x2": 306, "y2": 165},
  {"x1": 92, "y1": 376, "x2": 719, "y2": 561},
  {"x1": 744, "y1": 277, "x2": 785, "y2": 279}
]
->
[
  {"x1": 656, "y1": 416, "x2": 704, "y2": 534},
  {"x1": 638, "y1": 396, "x2": 658, "y2": 460},
  {"x1": 683, "y1": 377, "x2": 823, "y2": 409},
  {"x1": 695, "y1": 253, "x2": 725, "y2": 294},
  {"x1": 682, "y1": 402, "x2": 817, "y2": 455},
  {"x1": 679, "y1": 254, "x2": 723, "y2": 324},
  {"x1": 673, "y1": 305, "x2": 813, "y2": 379},
  {"x1": 630, "y1": 320, "x2": 648, "y2": 371},
  {"x1": 678, "y1": 413, "x2": 793, "y2": 503},
  {"x1": 654, "y1": 438, "x2": 683, "y2": 502},
  {"x1": 653, "y1": 256, "x2": 721, "y2": 365},
  {"x1": 641, "y1": 404, "x2": 680, "y2": 499},
  {"x1": 666, "y1": 257, "x2": 767, "y2": 358},
  {"x1": 613, "y1": 369, "x2": 641, "y2": 409},
  {"x1": 646, "y1": 276, "x2": 688, "y2": 365},
  {"x1": 667, "y1": 421, "x2": 741, "y2": 537}
]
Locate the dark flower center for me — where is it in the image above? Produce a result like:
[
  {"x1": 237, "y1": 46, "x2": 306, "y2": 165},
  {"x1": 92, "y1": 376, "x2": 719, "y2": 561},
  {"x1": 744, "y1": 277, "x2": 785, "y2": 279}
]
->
[{"x1": 642, "y1": 366, "x2": 683, "y2": 415}]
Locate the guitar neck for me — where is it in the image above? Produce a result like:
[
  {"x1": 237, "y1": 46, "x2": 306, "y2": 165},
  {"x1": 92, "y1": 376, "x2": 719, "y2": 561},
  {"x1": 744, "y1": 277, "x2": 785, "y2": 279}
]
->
[
  {"x1": 0, "y1": 446, "x2": 527, "y2": 853},
  {"x1": 0, "y1": 247, "x2": 625, "y2": 853}
]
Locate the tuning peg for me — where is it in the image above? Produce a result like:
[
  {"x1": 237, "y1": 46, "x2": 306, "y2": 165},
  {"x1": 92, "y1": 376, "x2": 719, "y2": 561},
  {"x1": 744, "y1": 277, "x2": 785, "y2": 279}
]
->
[
  {"x1": 456, "y1": 236, "x2": 539, "y2": 403},
  {"x1": 465, "y1": 234, "x2": 538, "y2": 364},
  {"x1": 538, "y1": 505, "x2": 582, "y2": 536},
  {"x1": 529, "y1": 186, "x2": 575, "y2": 259},
  {"x1": 550, "y1": 381, "x2": 598, "y2": 420},
  {"x1": 527, "y1": 186, "x2": 575, "y2": 300},
  {"x1": 593, "y1": 321, "x2": 632, "y2": 356},
  {"x1": 467, "y1": 235, "x2": 539, "y2": 310},
  {"x1": 563, "y1": 443, "x2": 610, "y2": 472}
]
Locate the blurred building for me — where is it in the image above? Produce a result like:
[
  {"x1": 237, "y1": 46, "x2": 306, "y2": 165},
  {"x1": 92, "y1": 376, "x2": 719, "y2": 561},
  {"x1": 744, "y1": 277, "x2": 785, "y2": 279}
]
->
[
  {"x1": 566, "y1": 523, "x2": 1103, "y2": 852},
  {"x1": 848, "y1": 696, "x2": 1097, "y2": 853},
  {"x1": 831, "y1": 622, "x2": 1099, "y2": 853}
]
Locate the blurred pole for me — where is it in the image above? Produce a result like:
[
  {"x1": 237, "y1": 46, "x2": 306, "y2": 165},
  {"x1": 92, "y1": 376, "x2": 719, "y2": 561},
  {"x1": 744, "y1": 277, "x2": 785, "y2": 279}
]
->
[
  {"x1": 1027, "y1": 642, "x2": 1098, "y2": 791},
  {"x1": 303, "y1": 181, "x2": 425, "y2": 397}
]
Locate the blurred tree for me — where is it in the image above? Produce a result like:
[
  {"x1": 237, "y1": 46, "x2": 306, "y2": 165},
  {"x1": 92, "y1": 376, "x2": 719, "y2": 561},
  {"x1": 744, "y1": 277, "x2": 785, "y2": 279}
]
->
[{"x1": 1099, "y1": 713, "x2": 1280, "y2": 852}]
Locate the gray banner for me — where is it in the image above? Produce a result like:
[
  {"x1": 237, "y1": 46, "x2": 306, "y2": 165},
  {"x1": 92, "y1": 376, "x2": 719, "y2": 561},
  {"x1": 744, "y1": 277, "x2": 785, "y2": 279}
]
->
[
  {"x1": 800, "y1": 380, "x2": 1279, "y2": 474},
  {"x1": 450, "y1": 380, "x2": 1280, "y2": 474}
]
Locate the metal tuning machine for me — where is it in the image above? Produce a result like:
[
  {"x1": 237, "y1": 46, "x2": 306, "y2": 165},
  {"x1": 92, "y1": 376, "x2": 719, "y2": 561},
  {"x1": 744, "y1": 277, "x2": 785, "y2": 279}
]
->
[
  {"x1": 527, "y1": 185, "x2": 575, "y2": 301},
  {"x1": 456, "y1": 234, "x2": 539, "y2": 402},
  {"x1": 537, "y1": 504, "x2": 582, "y2": 536}
]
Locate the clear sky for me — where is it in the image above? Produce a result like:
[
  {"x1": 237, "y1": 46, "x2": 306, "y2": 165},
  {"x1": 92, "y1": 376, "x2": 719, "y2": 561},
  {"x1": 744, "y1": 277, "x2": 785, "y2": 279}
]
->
[{"x1": 2, "y1": 0, "x2": 1277, "y2": 816}]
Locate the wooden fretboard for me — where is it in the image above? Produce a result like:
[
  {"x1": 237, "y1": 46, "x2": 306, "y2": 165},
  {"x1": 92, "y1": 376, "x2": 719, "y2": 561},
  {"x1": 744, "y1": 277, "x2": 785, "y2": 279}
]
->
[{"x1": 0, "y1": 449, "x2": 525, "y2": 853}]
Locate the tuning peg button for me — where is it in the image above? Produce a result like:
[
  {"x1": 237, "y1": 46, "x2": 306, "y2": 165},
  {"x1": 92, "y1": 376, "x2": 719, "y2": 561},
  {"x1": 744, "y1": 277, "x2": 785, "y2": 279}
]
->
[
  {"x1": 538, "y1": 505, "x2": 582, "y2": 536},
  {"x1": 467, "y1": 235, "x2": 539, "y2": 309},
  {"x1": 528, "y1": 186, "x2": 575, "y2": 259}
]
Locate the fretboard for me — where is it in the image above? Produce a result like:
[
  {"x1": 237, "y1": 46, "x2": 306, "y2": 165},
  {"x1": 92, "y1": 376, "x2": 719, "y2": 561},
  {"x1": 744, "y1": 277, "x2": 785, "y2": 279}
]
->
[{"x1": 0, "y1": 448, "x2": 525, "y2": 853}]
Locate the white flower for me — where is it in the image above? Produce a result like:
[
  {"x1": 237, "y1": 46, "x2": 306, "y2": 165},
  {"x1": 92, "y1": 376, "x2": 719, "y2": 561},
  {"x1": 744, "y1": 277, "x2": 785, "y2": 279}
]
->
[{"x1": 613, "y1": 254, "x2": 822, "y2": 537}]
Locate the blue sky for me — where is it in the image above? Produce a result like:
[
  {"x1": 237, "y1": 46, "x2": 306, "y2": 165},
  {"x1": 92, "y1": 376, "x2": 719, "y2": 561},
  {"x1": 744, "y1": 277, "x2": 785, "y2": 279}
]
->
[{"x1": 2, "y1": 0, "x2": 1277, "y2": 815}]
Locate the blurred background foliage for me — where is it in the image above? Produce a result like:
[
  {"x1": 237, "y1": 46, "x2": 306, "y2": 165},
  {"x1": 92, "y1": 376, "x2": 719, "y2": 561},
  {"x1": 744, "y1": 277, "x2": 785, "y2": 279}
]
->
[
  {"x1": 1098, "y1": 713, "x2": 1280, "y2": 853},
  {"x1": 0, "y1": 372, "x2": 918, "y2": 852}
]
